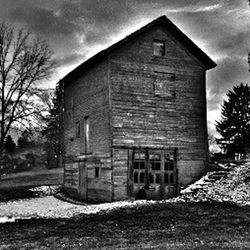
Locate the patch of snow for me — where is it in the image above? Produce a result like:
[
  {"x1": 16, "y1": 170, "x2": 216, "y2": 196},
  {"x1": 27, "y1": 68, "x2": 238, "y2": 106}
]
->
[
  {"x1": 0, "y1": 217, "x2": 16, "y2": 223},
  {"x1": 0, "y1": 196, "x2": 158, "y2": 223}
]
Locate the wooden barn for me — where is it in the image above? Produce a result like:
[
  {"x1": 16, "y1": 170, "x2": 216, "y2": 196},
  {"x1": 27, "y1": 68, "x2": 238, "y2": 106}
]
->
[{"x1": 61, "y1": 16, "x2": 216, "y2": 202}]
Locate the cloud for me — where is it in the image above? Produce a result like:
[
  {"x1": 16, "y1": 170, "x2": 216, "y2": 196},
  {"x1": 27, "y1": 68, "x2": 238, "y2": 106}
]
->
[
  {"x1": 1, "y1": 0, "x2": 248, "y2": 112},
  {"x1": 207, "y1": 56, "x2": 249, "y2": 112},
  {"x1": 8, "y1": 5, "x2": 87, "y2": 69},
  {"x1": 56, "y1": 53, "x2": 86, "y2": 68},
  {"x1": 9, "y1": 6, "x2": 80, "y2": 36},
  {"x1": 216, "y1": 30, "x2": 250, "y2": 57},
  {"x1": 165, "y1": 3, "x2": 222, "y2": 13},
  {"x1": 58, "y1": 0, "x2": 136, "y2": 45}
]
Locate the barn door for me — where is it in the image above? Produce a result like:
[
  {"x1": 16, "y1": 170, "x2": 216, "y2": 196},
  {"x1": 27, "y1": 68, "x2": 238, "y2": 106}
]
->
[
  {"x1": 147, "y1": 150, "x2": 162, "y2": 199},
  {"x1": 131, "y1": 149, "x2": 177, "y2": 200},
  {"x1": 78, "y1": 161, "x2": 87, "y2": 200},
  {"x1": 161, "y1": 150, "x2": 178, "y2": 199}
]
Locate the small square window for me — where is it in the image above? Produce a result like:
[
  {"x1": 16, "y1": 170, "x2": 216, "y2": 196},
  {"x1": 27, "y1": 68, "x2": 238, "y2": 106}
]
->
[
  {"x1": 153, "y1": 40, "x2": 165, "y2": 56},
  {"x1": 95, "y1": 167, "x2": 100, "y2": 178},
  {"x1": 84, "y1": 116, "x2": 90, "y2": 153},
  {"x1": 76, "y1": 121, "x2": 80, "y2": 138}
]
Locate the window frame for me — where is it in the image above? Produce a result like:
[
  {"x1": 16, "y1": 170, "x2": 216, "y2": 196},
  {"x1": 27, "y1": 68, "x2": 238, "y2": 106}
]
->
[
  {"x1": 133, "y1": 151, "x2": 146, "y2": 185},
  {"x1": 95, "y1": 167, "x2": 100, "y2": 178},
  {"x1": 75, "y1": 121, "x2": 80, "y2": 138},
  {"x1": 132, "y1": 149, "x2": 177, "y2": 187},
  {"x1": 153, "y1": 73, "x2": 176, "y2": 98},
  {"x1": 153, "y1": 39, "x2": 166, "y2": 57},
  {"x1": 84, "y1": 116, "x2": 90, "y2": 153}
]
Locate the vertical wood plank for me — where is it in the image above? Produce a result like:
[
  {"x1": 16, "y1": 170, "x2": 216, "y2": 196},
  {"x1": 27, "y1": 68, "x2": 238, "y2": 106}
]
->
[
  {"x1": 78, "y1": 161, "x2": 87, "y2": 199},
  {"x1": 127, "y1": 149, "x2": 134, "y2": 197}
]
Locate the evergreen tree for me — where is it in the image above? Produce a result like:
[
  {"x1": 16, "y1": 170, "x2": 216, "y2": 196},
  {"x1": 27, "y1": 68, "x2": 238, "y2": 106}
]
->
[
  {"x1": 5, "y1": 135, "x2": 16, "y2": 153},
  {"x1": 216, "y1": 83, "x2": 250, "y2": 156},
  {"x1": 17, "y1": 130, "x2": 30, "y2": 148},
  {"x1": 42, "y1": 81, "x2": 64, "y2": 168}
]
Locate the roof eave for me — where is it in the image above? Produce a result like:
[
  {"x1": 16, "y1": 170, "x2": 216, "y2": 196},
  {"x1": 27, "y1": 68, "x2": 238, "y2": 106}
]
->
[{"x1": 61, "y1": 15, "x2": 217, "y2": 84}]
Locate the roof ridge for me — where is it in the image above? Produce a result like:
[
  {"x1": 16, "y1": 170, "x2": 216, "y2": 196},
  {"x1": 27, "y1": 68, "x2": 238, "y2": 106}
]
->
[{"x1": 61, "y1": 15, "x2": 216, "y2": 84}]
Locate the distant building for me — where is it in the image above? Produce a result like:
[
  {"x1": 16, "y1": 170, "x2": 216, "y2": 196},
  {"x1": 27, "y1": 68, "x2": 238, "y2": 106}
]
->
[{"x1": 61, "y1": 16, "x2": 216, "y2": 202}]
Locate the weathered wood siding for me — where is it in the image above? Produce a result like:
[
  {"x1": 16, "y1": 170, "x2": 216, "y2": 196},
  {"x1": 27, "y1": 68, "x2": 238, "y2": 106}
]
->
[
  {"x1": 112, "y1": 148, "x2": 129, "y2": 200},
  {"x1": 86, "y1": 154, "x2": 112, "y2": 202},
  {"x1": 63, "y1": 154, "x2": 112, "y2": 202},
  {"x1": 63, "y1": 60, "x2": 112, "y2": 200},
  {"x1": 109, "y1": 25, "x2": 208, "y2": 188},
  {"x1": 64, "y1": 60, "x2": 111, "y2": 156}
]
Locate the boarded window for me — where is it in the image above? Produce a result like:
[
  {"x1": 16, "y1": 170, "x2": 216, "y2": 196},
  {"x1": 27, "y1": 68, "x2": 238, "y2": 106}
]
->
[
  {"x1": 154, "y1": 72, "x2": 175, "y2": 98},
  {"x1": 154, "y1": 74, "x2": 175, "y2": 98},
  {"x1": 153, "y1": 40, "x2": 165, "y2": 56},
  {"x1": 76, "y1": 121, "x2": 80, "y2": 138},
  {"x1": 84, "y1": 116, "x2": 90, "y2": 153}
]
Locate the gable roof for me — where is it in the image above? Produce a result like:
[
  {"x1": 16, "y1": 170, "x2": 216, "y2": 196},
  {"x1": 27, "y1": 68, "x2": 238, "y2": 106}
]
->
[{"x1": 61, "y1": 15, "x2": 216, "y2": 84}]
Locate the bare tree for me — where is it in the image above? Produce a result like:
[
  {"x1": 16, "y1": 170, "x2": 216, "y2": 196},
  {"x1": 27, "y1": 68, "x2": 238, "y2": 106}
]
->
[{"x1": 0, "y1": 23, "x2": 55, "y2": 154}]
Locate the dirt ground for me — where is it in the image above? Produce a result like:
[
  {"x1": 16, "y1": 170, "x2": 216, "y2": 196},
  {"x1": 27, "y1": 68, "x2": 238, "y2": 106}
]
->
[{"x1": 0, "y1": 201, "x2": 249, "y2": 249}]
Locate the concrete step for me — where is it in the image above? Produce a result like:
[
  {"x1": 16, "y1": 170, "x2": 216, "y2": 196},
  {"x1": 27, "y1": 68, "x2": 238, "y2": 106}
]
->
[{"x1": 208, "y1": 173, "x2": 227, "y2": 181}]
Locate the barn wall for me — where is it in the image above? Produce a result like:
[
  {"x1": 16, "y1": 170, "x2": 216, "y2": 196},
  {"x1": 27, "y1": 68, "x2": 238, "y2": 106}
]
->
[
  {"x1": 85, "y1": 154, "x2": 112, "y2": 202},
  {"x1": 63, "y1": 60, "x2": 113, "y2": 200},
  {"x1": 63, "y1": 154, "x2": 112, "y2": 202},
  {"x1": 109, "y1": 25, "x2": 208, "y2": 187},
  {"x1": 64, "y1": 60, "x2": 111, "y2": 156},
  {"x1": 112, "y1": 148, "x2": 129, "y2": 200}
]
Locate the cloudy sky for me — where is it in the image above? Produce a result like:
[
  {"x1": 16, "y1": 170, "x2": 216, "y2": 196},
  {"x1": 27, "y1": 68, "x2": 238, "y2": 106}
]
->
[{"x1": 0, "y1": 0, "x2": 249, "y2": 134}]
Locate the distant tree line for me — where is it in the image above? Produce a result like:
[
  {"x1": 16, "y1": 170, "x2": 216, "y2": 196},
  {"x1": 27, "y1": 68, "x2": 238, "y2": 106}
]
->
[{"x1": 4, "y1": 130, "x2": 36, "y2": 154}]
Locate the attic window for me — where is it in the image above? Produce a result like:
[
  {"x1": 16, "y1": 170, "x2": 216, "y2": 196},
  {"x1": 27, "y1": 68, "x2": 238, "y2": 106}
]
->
[{"x1": 153, "y1": 40, "x2": 165, "y2": 56}]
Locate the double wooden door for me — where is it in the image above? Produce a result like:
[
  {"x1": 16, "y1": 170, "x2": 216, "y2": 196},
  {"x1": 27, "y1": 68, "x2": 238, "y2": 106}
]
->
[{"x1": 131, "y1": 149, "x2": 178, "y2": 200}]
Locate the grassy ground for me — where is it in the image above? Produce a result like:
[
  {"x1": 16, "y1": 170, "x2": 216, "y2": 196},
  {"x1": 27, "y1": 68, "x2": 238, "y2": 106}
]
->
[
  {"x1": 0, "y1": 201, "x2": 249, "y2": 249},
  {"x1": 0, "y1": 168, "x2": 63, "y2": 190}
]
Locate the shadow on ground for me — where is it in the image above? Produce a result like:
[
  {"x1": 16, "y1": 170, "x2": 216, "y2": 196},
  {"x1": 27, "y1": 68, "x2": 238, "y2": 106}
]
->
[{"x1": 0, "y1": 201, "x2": 249, "y2": 249}]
